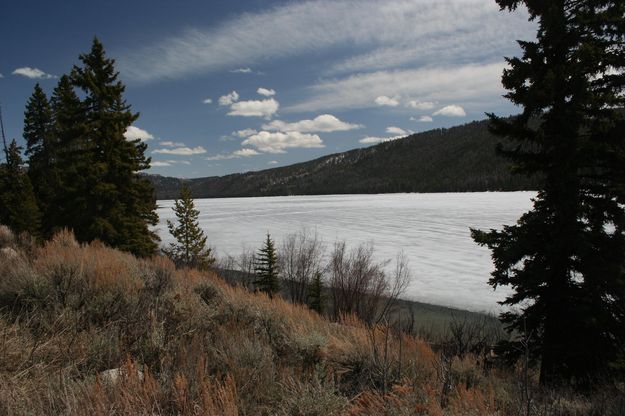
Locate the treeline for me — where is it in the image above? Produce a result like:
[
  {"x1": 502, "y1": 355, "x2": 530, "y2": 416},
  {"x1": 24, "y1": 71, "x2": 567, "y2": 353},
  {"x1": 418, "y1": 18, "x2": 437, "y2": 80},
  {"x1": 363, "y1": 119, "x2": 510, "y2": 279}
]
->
[
  {"x1": 149, "y1": 119, "x2": 541, "y2": 200},
  {"x1": 0, "y1": 39, "x2": 158, "y2": 257}
]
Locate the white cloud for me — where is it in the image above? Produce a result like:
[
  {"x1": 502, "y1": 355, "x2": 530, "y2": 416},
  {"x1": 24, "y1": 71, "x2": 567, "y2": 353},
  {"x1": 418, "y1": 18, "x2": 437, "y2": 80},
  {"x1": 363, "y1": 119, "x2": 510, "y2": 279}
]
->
[
  {"x1": 359, "y1": 135, "x2": 403, "y2": 145},
  {"x1": 124, "y1": 126, "x2": 154, "y2": 141},
  {"x1": 406, "y1": 100, "x2": 435, "y2": 110},
  {"x1": 268, "y1": 160, "x2": 279, "y2": 165},
  {"x1": 12, "y1": 67, "x2": 56, "y2": 79},
  {"x1": 242, "y1": 131, "x2": 324, "y2": 154},
  {"x1": 234, "y1": 128, "x2": 258, "y2": 138},
  {"x1": 374, "y1": 95, "x2": 400, "y2": 107},
  {"x1": 203, "y1": 98, "x2": 212, "y2": 104},
  {"x1": 386, "y1": 126, "x2": 411, "y2": 136},
  {"x1": 228, "y1": 98, "x2": 279, "y2": 118},
  {"x1": 262, "y1": 114, "x2": 362, "y2": 133},
  {"x1": 257, "y1": 87, "x2": 276, "y2": 97},
  {"x1": 150, "y1": 161, "x2": 172, "y2": 167},
  {"x1": 218, "y1": 91, "x2": 240, "y2": 106},
  {"x1": 153, "y1": 146, "x2": 207, "y2": 155},
  {"x1": 118, "y1": 0, "x2": 534, "y2": 83},
  {"x1": 433, "y1": 104, "x2": 466, "y2": 117},
  {"x1": 413, "y1": 115, "x2": 433, "y2": 122},
  {"x1": 206, "y1": 148, "x2": 260, "y2": 160},
  {"x1": 287, "y1": 62, "x2": 505, "y2": 113},
  {"x1": 150, "y1": 159, "x2": 191, "y2": 167},
  {"x1": 159, "y1": 140, "x2": 187, "y2": 147},
  {"x1": 231, "y1": 67, "x2": 252, "y2": 73}
]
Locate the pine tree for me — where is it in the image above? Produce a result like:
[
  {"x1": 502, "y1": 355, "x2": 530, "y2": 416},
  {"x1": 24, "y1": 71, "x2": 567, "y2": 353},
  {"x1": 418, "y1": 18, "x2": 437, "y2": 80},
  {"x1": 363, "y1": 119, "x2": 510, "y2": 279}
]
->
[
  {"x1": 23, "y1": 84, "x2": 56, "y2": 237},
  {"x1": 254, "y1": 234, "x2": 280, "y2": 298},
  {"x1": 49, "y1": 74, "x2": 92, "y2": 234},
  {"x1": 0, "y1": 140, "x2": 41, "y2": 235},
  {"x1": 307, "y1": 271, "x2": 325, "y2": 314},
  {"x1": 472, "y1": 1, "x2": 625, "y2": 387},
  {"x1": 165, "y1": 184, "x2": 214, "y2": 269},
  {"x1": 70, "y1": 38, "x2": 159, "y2": 256}
]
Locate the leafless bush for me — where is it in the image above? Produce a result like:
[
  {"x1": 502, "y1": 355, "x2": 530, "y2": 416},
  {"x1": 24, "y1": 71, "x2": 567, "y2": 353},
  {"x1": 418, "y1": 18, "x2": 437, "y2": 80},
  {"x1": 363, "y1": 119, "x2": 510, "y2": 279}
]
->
[
  {"x1": 279, "y1": 229, "x2": 325, "y2": 304},
  {"x1": 329, "y1": 242, "x2": 410, "y2": 324}
]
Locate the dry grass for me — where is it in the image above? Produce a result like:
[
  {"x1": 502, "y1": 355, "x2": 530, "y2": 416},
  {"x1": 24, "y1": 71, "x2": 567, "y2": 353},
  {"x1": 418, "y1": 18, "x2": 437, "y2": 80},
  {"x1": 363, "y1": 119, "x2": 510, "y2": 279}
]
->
[{"x1": 0, "y1": 228, "x2": 622, "y2": 415}]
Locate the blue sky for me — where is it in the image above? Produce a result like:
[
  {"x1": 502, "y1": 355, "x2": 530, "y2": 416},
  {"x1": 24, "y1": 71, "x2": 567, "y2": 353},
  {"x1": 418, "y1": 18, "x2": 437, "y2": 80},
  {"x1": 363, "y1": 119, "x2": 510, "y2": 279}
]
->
[{"x1": 1, "y1": 0, "x2": 535, "y2": 178}]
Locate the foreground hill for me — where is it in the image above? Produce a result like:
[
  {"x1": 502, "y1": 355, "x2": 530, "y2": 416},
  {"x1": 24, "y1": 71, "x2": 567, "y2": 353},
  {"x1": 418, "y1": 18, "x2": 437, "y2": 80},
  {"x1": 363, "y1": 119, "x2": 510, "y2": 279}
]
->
[
  {"x1": 1, "y1": 226, "x2": 621, "y2": 415},
  {"x1": 148, "y1": 119, "x2": 539, "y2": 200}
]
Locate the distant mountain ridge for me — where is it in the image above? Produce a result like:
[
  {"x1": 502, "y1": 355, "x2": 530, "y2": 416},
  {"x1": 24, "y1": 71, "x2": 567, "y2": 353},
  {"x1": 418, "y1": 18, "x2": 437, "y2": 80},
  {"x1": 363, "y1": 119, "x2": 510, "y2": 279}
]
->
[{"x1": 147, "y1": 118, "x2": 539, "y2": 200}]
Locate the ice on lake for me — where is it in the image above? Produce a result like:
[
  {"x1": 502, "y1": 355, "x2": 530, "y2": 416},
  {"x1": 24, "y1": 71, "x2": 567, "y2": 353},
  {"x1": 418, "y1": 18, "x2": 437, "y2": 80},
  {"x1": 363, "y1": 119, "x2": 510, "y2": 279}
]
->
[{"x1": 156, "y1": 192, "x2": 535, "y2": 312}]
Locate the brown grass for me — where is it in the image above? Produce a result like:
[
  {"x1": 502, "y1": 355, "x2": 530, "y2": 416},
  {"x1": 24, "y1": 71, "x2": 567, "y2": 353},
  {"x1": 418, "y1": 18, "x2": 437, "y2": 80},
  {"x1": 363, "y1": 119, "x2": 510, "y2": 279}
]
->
[{"x1": 0, "y1": 228, "x2": 622, "y2": 415}]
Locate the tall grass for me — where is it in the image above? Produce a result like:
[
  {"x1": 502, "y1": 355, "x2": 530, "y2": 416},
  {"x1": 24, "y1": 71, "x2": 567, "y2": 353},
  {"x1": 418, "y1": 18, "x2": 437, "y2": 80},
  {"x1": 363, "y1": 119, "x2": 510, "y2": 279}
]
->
[{"x1": 0, "y1": 227, "x2": 623, "y2": 415}]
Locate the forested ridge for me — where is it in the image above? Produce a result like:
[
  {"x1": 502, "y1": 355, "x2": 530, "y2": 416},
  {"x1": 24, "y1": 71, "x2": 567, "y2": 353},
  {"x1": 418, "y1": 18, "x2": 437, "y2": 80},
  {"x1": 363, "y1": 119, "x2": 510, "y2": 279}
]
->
[{"x1": 148, "y1": 118, "x2": 540, "y2": 200}]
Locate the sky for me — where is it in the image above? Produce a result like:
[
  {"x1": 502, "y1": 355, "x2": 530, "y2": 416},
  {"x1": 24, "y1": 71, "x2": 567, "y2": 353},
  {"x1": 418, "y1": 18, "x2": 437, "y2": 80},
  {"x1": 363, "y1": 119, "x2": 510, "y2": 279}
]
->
[{"x1": 1, "y1": 0, "x2": 536, "y2": 178}]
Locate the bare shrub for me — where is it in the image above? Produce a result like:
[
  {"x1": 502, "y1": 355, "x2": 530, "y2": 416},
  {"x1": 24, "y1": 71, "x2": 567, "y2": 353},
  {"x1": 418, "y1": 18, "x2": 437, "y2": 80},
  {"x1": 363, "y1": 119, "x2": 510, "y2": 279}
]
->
[
  {"x1": 279, "y1": 228, "x2": 325, "y2": 304},
  {"x1": 329, "y1": 242, "x2": 410, "y2": 324}
]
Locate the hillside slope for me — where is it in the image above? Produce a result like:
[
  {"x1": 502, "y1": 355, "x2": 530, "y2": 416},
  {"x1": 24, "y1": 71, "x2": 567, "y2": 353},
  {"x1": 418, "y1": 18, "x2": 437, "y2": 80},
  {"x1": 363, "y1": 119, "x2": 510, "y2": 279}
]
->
[{"x1": 149, "y1": 119, "x2": 539, "y2": 200}]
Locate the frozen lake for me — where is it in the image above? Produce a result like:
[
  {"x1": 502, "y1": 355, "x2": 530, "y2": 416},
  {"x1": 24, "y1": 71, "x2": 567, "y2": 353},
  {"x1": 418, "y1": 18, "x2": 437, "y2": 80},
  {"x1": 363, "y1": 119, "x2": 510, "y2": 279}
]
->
[{"x1": 156, "y1": 192, "x2": 535, "y2": 312}]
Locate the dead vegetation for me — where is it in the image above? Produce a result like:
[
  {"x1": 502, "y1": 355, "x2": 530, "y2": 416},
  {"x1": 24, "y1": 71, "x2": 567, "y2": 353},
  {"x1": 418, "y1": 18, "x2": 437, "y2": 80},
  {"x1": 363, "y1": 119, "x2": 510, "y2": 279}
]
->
[{"x1": 0, "y1": 227, "x2": 623, "y2": 415}]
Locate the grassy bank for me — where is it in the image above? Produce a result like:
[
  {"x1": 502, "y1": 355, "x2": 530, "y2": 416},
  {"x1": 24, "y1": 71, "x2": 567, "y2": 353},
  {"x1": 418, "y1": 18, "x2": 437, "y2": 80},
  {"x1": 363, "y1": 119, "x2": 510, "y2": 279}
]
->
[{"x1": 0, "y1": 227, "x2": 623, "y2": 415}]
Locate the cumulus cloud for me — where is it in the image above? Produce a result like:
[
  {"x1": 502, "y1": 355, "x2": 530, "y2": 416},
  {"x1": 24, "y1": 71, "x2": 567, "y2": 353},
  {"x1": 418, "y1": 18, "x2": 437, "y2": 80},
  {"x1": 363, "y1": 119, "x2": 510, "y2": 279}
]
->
[
  {"x1": 288, "y1": 62, "x2": 505, "y2": 113},
  {"x1": 117, "y1": 0, "x2": 533, "y2": 83},
  {"x1": 242, "y1": 131, "x2": 324, "y2": 153},
  {"x1": 206, "y1": 148, "x2": 260, "y2": 160},
  {"x1": 413, "y1": 115, "x2": 433, "y2": 122},
  {"x1": 386, "y1": 126, "x2": 411, "y2": 136},
  {"x1": 218, "y1": 91, "x2": 240, "y2": 106},
  {"x1": 374, "y1": 95, "x2": 400, "y2": 107},
  {"x1": 433, "y1": 104, "x2": 466, "y2": 117},
  {"x1": 153, "y1": 146, "x2": 207, "y2": 155},
  {"x1": 12, "y1": 67, "x2": 56, "y2": 79},
  {"x1": 257, "y1": 87, "x2": 276, "y2": 97},
  {"x1": 228, "y1": 98, "x2": 279, "y2": 118},
  {"x1": 268, "y1": 160, "x2": 279, "y2": 165},
  {"x1": 124, "y1": 126, "x2": 154, "y2": 141},
  {"x1": 202, "y1": 98, "x2": 212, "y2": 104},
  {"x1": 231, "y1": 67, "x2": 253, "y2": 73},
  {"x1": 234, "y1": 128, "x2": 258, "y2": 138},
  {"x1": 262, "y1": 114, "x2": 362, "y2": 133},
  {"x1": 406, "y1": 100, "x2": 435, "y2": 110}
]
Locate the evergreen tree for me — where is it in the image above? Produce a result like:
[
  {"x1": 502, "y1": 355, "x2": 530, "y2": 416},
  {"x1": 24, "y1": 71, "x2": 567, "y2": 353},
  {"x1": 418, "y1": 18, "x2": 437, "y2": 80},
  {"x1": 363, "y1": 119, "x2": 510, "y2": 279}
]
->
[
  {"x1": 165, "y1": 184, "x2": 214, "y2": 269},
  {"x1": 254, "y1": 234, "x2": 280, "y2": 298},
  {"x1": 49, "y1": 74, "x2": 92, "y2": 234},
  {"x1": 472, "y1": 1, "x2": 625, "y2": 387},
  {"x1": 307, "y1": 271, "x2": 325, "y2": 314},
  {"x1": 0, "y1": 140, "x2": 41, "y2": 235},
  {"x1": 70, "y1": 38, "x2": 159, "y2": 256},
  {"x1": 23, "y1": 84, "x2": 56, "y2": 236}
]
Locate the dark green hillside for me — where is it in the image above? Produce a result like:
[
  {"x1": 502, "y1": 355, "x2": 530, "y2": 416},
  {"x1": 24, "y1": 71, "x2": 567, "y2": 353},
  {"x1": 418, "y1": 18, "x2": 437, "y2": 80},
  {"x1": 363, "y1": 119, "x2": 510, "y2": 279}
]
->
[{"x1": 149, "y1": 118, "x2": 539, "y2": 199}]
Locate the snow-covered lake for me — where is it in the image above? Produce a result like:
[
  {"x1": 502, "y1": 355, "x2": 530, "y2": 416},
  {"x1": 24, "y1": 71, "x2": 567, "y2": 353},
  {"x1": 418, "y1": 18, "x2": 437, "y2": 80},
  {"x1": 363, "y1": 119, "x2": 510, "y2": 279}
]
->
[{"x1": 156, "y1": 192, "x2": 535, "y2": 312}]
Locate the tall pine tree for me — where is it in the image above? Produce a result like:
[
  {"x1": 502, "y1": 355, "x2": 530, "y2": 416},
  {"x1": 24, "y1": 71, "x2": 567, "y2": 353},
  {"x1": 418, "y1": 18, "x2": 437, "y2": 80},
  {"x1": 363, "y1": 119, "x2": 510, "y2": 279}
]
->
[
  {"x1": 255, "y1": 234, "x2": 280, "y2": 298},
  {"x1": 70, "y1": 38, "x2": 159, "y2": 256},
  {"x1": 472, "y1": 1, "x2": 625, "y2": 387},
  {"x1": 23, "y1": 84, "x2": 56, "y2": 237},
  {"x1": 49, "y1": 74, "x2": 92, "y2": 234},
  {"x1": 165, "y1": 184, "x2": 214, "y2": 269}
]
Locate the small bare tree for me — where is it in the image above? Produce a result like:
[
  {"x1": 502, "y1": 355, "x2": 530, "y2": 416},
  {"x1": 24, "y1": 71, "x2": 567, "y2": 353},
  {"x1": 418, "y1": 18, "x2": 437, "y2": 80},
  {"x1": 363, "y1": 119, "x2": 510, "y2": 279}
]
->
[
  {"x1": 329, "y1": 242, "x2": 411, "y2": 324},
  {"x1": 279, "y1": 229, "x2": 324, "y2": 304}
]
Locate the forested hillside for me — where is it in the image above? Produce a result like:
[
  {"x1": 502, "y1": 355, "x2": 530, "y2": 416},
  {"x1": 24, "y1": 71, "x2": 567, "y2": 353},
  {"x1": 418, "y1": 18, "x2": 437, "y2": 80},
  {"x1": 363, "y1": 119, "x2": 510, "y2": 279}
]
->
[{"x1": 148, "y1": 119, "x2": 539, "y2": 200}]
